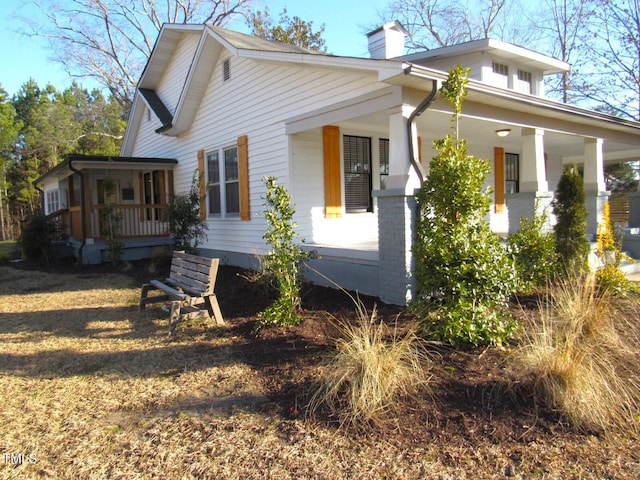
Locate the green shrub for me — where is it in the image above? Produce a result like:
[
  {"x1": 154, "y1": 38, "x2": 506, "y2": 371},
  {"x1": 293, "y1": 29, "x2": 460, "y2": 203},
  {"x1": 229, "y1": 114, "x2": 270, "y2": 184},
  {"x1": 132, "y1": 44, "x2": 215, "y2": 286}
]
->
[
  {"x1": 507, "y1": 205, "x2": 558, "y2": 292},
  {"x1": 258, "y1": 176, "x2": 310, "y2": 327},
  {"x1": 166, "y1": 171, "x2": 208, "y2": 254},
  {"x1": 552, "y1": 166, "x2": 589, "y2": 274},
  {"x1": 20, "y1": 211, "x2": 58, "y2": 263},
  {"x1": 412, "y1": 65, "x2": 519, "y2": 348}
]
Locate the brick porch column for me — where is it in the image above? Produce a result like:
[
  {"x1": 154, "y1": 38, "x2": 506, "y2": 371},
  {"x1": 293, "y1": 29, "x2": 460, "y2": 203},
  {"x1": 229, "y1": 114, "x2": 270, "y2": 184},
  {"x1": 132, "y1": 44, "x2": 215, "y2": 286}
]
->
[{"x1": 374, "y1": 189, "x2": 418, "y2": 306}]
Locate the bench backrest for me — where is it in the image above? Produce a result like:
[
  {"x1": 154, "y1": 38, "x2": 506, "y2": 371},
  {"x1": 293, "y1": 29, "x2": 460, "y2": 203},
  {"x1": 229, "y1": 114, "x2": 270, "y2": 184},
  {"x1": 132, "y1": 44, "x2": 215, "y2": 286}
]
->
[{"x1": 168, "y1": 251, "x2": 219, "y2": 296}]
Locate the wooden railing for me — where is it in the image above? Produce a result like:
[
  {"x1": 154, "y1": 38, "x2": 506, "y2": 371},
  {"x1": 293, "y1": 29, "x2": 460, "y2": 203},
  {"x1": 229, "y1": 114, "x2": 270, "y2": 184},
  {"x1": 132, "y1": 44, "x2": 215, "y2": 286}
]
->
[{"x1": 89, "y1": 205, "x2": 170, "y2": 239}]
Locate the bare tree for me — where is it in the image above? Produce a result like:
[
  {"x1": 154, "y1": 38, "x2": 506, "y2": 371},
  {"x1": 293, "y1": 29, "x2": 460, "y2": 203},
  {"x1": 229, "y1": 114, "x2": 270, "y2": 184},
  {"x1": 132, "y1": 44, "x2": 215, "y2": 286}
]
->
[
  {"x1": 23, "y1": 0, "x2": 254, "y2": 114},
  {"x1": 377, "y1": 0, "x2": 527, "y2": 51},
  {"x1": 534, "y1": 0, "x2": 594, "y2": 103},
  {"x1": 583, "y1": 0, "x2": 640, "y2": 120}
]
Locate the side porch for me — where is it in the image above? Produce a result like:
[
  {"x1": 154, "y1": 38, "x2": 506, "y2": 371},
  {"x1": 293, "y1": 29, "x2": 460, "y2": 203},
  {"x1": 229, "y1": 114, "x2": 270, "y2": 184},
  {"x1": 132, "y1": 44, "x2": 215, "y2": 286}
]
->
[{"x1": 38, "y1": 154, "x2": 178, "y2": 264}]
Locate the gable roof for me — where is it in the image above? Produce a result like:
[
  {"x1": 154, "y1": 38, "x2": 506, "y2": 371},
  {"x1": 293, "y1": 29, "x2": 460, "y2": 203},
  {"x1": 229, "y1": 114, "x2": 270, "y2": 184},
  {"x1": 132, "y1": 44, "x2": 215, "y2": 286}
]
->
[{"x1": 121, "y1": 24, "x2": 406, "y2": 155}]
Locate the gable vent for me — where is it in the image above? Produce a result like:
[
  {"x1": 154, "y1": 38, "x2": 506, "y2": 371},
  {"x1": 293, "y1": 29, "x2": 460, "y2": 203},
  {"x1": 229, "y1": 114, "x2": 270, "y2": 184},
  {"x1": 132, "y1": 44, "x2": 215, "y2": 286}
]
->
[{"x1": 223, "y1": 58, "x2": 231, "y2": 81}]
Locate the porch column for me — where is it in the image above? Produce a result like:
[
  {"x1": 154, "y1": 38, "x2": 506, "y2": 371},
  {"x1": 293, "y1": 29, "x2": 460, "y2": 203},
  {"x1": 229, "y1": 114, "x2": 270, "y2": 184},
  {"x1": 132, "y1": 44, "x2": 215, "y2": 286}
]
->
[
  {"x1": 583, "y1": 137, "x2": 610, "y2": 236},
  {"x1": 386, "y1": 105, "x2": 421, "y2": 193},
  {"x1": 373, "y1": 189, "x2": 417, "y2": 306},
  {"x1": 371, "y1": 104, "x2": 421, "y2": 306},
  {"x1": 82, "y1": 170, "x2": 93, "y2": 239},
  {"x1": 507, "y1": 128, "x2": 553, "y2": 234}
]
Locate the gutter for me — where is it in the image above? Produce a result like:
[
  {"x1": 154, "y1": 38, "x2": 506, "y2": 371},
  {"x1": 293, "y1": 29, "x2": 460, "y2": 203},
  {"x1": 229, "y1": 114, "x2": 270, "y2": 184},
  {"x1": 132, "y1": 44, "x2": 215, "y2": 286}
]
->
[
  {"x1": 405, "y1": 67, "x2": 440, "y2": 184},
  {"x1": 67, "y1": 157, "x2": 86, "y2": 265}
]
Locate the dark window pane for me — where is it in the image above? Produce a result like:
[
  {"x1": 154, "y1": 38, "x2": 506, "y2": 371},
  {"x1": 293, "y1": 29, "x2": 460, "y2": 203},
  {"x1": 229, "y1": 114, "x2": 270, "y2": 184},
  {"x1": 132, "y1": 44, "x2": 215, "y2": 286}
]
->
[
  {"x1": 226, "y1": 181, "x2": 239, "y2": 213},
  {"x1": 343, "y1": 135, "x2": 372, "y2": 212},
  {"x1": 208, "y1": 184, "x2": 221, "y2": 215}
]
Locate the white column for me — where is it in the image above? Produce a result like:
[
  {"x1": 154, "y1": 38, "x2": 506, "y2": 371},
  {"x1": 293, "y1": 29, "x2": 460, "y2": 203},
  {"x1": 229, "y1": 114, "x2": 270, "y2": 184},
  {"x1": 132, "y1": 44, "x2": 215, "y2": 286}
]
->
[
  {"x1": 520, "y1": 128, "x2": 548, "y2": 192},
  {"x1": 584, "y1": 137, "x2": 606, "y2": 192},
  {"x1": 583, "y1": 137, "x2": 609, "y2": 235},
  {"x1": 506, "y1": 128, "x2": 552, "y2": 234},
  {"x1": 386, "y1": 105, "x2": 421, "y2": 194}
]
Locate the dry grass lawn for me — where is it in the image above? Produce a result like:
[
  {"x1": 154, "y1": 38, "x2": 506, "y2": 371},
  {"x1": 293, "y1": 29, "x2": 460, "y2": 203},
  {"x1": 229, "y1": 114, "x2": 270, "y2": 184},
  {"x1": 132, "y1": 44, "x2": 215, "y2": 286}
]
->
[{"x1": 1, "y1": 264, "x2": 639, "y2": 479}]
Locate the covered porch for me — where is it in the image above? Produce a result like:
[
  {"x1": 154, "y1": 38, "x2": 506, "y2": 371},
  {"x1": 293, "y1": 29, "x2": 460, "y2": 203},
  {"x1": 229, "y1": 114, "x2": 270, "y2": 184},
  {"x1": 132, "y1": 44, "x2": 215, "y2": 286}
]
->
[
  {"x1": 286, "y1": 73, "x2": 640, "y2": 305},
  {"x1": 38, "y1": 154, "x2": 178, "y2": 264}
]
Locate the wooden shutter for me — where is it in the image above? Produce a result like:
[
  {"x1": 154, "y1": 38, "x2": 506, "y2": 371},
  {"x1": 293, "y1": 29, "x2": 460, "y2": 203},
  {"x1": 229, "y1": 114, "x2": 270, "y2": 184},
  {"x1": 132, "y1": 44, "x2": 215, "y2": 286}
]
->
[
  {"x1": 323, "y1": 125, "x2": 342, "y2": 218},
  {"x1": 494, "y1": 147, "x2": 505, "y2": 214},
  {"x1": 198, "y1": 149, "x2": 206, "y2": 220},
  {"x1": 238, "y1": 135, "x2": 250, "y2": 221}
]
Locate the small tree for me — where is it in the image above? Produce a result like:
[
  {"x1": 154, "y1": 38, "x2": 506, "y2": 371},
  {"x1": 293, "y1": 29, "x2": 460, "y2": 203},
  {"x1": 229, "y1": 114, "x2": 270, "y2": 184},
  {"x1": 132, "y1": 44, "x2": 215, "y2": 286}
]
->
[
  {"x1": 413, "y1": 65, "x2": 519, "y2": 348},
  {"x1": 259, "y1": 176, "x2": 309, "y2": 327},
  {"x1": 552, "y1": 166, "x2": 589, "y2": 274},
  {"x1": 595, "y1": 201, "x2": 631, "y2": 294},
  {"x1": 166, "y1": 171, "x2": 208, "y2": 254}
]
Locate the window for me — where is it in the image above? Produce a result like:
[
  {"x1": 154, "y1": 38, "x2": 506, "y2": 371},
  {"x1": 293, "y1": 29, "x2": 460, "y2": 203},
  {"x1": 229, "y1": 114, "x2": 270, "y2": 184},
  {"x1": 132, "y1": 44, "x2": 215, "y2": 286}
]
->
[
  {"x1": 343, "y1": 135, "x2": 372, "y2": 212},
  {"x1": 492, "y1": 61, "x2": 509, "y2": 89},
  {"x1": 45, "y1": 189, "x2": 60, "y2": 215},
  {"x1": 207, "y1": 145, "x2": 239, "y2": 217},
  {"x1": 505, "y1": 153, "x2": 520, "y2": 194},
  {"x1": 379, "y1": 138, "x2": 389, "y2": 189},
  {"x1": 515, "y1": 69, "x2": 532, "y2": 94},
  {"x1": 492, "y1": 61, "x2": 509, "y2": 76}
]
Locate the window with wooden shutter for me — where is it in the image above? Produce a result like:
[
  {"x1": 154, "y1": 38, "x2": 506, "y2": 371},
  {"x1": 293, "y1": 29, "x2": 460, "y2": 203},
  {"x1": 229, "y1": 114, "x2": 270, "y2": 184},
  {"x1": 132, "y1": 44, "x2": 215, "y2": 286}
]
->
[
  {"x1": 323, "y1": 125, "x2": 342, "y2": 218},
  {"x1": 203, "y1": 138, "x2": 248, "y2": 219}
]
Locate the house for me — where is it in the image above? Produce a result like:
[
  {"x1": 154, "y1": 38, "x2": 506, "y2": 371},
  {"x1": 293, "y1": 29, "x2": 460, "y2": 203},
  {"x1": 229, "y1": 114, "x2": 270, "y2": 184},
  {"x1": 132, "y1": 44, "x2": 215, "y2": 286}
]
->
[{"x1": 38, "y1": 21, "x2": 640, "y2": 305}]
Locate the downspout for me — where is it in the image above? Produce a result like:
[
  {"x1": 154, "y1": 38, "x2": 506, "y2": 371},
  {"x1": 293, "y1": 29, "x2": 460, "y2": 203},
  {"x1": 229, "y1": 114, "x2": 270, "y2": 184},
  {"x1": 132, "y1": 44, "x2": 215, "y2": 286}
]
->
[
  {"x1": 68, "y1": 158, "x2": 86, "y2": 265},
  {"x1": 406, "y1": 69, "x2": 440, "y2": 185}
]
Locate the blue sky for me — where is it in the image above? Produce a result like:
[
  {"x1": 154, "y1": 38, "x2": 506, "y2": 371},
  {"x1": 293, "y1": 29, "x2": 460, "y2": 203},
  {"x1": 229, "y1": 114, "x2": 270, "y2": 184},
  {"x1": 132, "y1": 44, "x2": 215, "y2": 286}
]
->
[{"x1": 0, "y1": 0, "x2": 389, "y2": 96}]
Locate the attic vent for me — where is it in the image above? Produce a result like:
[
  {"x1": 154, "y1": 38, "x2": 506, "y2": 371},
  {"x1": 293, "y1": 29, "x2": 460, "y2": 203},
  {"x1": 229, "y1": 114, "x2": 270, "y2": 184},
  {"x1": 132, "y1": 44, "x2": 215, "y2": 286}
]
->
[{"x1": 223, "y1": 59, "x2": 231, "y2": 81}]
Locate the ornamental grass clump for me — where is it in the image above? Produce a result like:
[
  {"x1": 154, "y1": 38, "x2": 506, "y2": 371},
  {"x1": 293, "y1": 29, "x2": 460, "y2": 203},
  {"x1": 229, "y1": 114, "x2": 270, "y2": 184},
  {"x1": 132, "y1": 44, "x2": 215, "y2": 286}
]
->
[
  {"x1": 511, "y1": 273, "x2": 640, "y2": 435},
  {"x1": 307, "y1": 298, "x2": 432, "y2": 430}
]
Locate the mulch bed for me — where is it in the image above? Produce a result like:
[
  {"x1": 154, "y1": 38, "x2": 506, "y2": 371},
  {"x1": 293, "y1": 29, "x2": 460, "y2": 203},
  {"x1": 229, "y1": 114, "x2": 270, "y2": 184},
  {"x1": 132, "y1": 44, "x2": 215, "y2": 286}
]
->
[{"x1": 9, "y1": 257, "x2": 640, "y2": 478}]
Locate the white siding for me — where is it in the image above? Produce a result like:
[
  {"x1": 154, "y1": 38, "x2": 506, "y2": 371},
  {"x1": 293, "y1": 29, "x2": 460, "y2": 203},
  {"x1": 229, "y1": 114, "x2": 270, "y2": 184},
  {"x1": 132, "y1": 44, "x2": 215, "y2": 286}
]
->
[
  {"x1": 131, "y1": 49, "x2": 388, "y2": 256},
  {"x1": 157, "y1": 34, "x2": 200, "y2": 114}
]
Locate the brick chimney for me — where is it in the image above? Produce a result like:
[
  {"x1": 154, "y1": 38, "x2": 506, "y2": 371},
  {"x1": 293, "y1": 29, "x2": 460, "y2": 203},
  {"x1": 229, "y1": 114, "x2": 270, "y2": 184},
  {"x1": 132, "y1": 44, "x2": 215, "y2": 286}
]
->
[{"x1": 367, "y1": 21, "x2": 408, "y2": 59}]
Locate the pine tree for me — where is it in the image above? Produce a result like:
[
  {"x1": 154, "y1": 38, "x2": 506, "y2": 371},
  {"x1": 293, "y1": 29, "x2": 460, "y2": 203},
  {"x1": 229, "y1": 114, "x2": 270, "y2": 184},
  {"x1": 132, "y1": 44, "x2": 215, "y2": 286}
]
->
[{"x1": 552, "y1": 166, "x2": 590, "y2": 273}]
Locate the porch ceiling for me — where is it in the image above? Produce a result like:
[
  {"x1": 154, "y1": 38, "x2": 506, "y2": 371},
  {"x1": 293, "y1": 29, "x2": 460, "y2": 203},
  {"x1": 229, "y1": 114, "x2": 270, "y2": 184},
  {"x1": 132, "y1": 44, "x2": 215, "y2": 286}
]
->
[{"x1": 337, "y1": 99, "x2": 640, "y2": 165}]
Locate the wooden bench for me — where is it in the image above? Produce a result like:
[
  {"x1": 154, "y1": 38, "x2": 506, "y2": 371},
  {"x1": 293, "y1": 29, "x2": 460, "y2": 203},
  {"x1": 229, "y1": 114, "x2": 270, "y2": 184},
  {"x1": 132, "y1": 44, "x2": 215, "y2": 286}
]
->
[{"x1": 139, "y1": 251, "x2": 224, "y2": 336}]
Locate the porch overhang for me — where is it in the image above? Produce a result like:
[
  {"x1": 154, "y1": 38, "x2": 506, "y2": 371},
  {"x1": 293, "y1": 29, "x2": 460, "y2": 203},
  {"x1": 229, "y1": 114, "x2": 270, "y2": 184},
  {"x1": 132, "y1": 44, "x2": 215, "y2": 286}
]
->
[{"x1": 36, "y1": 154, "x2": 178, "y2": 186}]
